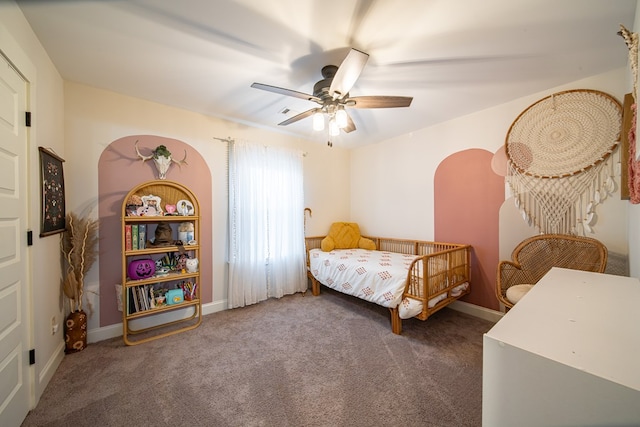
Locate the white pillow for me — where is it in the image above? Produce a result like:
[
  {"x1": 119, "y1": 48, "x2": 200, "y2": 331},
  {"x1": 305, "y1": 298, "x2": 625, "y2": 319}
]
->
[
  {"x1": 399, "y1": 297, "x2": 423, "y2": 319},
  {"x1": 506, "y1": 284, "x2": 534, "y2": 305}
]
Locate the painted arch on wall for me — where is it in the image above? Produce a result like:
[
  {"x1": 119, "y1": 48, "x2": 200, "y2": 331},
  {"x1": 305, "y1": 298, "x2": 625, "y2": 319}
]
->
[
  {"x1": 97, "y1": 135, "x2": 212, "y2": 327},
  {"x1": 434, "y1": 148, "x2": 504, "y2": 311}
]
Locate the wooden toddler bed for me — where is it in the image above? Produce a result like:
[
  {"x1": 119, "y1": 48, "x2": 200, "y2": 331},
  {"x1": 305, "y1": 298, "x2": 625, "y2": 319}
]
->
[{"x1": 305, "y1": 227, "x2": 471, "y2": 334}]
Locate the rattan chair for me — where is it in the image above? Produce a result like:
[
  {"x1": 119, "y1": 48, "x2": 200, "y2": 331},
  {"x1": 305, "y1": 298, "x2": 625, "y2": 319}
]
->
[{"x1": 496, "y1": 234, "x2": 608, "y2": 309}]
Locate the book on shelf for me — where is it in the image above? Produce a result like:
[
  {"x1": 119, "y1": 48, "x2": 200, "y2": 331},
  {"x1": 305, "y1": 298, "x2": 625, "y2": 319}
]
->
[
  {"x1": 144, "y1": 285, "x2": 151, "y2": 310},
  {"x1": 136, "y1": 287, "x2": 144, "y2": 312},
  {"x1": 139, "y1": 285, "x2": 145, "y2": 311},
  {"x1": 138, "y1": 286, "x2": 149, "y2": 311},
  {"x1": 137, "y1": 286, "x2": 144, "y2": 312},
  {"x1": 130, "y1": 287, "x2": 139, "y2": 313},
  {"x1": 130, "y1": 286, "x2": 147, "y2": 313},
  {"x1": 125, "y1": 225, "x2": 132, "y2": 251},
  {"x1": 132, "y1": 224, "x2": 139, "y2": 250},
  {"x1": 138, "y1": 224, "x2": 146, "y2": 249}
]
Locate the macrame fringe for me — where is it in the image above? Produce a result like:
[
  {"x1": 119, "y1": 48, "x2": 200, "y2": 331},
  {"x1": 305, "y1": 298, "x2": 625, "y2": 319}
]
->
[{"x1": 507, "y1": 152, "x2": 618, "y2": 235}]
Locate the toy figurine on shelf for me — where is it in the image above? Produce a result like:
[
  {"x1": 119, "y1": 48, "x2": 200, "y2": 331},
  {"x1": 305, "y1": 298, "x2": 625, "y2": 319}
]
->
[
  {"x1": 125, "y1": 194, "x2": 143, "y2": 216},
  {"x1": 174, "y1": 253, "x2": 188, "y2": 271},
  {"x1": 186, "y1": 257, "x2": 199, "y2": 273}
]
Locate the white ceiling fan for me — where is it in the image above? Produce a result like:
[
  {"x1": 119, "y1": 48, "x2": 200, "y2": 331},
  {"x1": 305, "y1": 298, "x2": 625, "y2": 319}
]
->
[{"x1": 251, "y1": 48, "x2": 413, "y2": 145}]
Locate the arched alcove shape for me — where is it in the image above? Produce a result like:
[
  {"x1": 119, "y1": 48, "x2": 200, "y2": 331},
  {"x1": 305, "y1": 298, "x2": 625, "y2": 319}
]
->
[
  {"x1": 434, "y1": 148, "x2": 504, "y2": 310},
  {"x1": 98, "y1": 135, "x2": 212, "y2": 327}
]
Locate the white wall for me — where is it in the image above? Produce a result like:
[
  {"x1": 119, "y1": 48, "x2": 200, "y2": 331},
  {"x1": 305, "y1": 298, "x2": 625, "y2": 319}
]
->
[
  {"x1": 0, "y1": 1, "x2": 66, "y2": 404},
  {"x1": 351, "y1": 68, "x2": 631, "y2": 259},
  {"x1": 63, "y1": 82, "x2": 352, "y2": 335}
]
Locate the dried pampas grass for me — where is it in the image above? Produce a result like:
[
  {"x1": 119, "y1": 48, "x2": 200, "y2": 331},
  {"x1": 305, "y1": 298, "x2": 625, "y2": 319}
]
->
[{"x1": 60, "y1": 212, "x2": 99, "y2": 313}]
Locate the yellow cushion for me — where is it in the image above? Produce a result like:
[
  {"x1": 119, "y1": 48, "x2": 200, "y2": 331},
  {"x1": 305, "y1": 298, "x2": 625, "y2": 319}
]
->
[
  {"x1": 321, "y1": 222, "x2": 376, "y2": 252},
  {"x1": 358, "y1": 237, "x2": 377, "y2": 251},
  {"x1": 506, "y1": 284, "x2": 534, "y2": 305}
]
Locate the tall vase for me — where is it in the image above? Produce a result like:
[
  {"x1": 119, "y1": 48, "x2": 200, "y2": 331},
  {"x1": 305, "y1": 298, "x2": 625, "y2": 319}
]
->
[{"x1": 65, "y1": 310, "x2": 87, "y2": 354}]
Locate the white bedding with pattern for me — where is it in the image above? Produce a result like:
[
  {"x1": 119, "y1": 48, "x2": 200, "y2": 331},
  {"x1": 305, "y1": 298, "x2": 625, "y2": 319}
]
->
[
  {"x1": 310, "y1": 248, "x2": 468, "y2": 319},
  {"x1": 310, "y1": 247, "x2": 416, "y2": 304}
]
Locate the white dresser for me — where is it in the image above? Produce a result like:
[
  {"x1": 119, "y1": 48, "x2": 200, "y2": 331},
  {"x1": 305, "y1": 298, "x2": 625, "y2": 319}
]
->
[{"x1": 483, "y1": 267, "x2": 640, "y2": 426}]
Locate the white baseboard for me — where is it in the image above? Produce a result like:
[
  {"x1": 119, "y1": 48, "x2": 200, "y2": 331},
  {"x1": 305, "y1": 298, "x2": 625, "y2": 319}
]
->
[
  {"x1": 87, "y1": 323, "x2": 122, "y2": 344},
  {"x1": 448, "y1": 300, "x2": 503, "y2": 324},
  {"x1": 203, "y1": 299, "x2": 228, "y2": 316},
  {"x1": 87, "y1": 299, "x2": 229, "y2": 344},
  {"x1": 34, "y1": 340, "x2": 65, "y2": 406},
  {"x1": 38, "y1": 340, "x2": 65, "y2": 383}
]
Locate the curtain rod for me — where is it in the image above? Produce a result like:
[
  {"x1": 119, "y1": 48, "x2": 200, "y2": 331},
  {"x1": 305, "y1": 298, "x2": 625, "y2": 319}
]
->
[
  {"x1": 213, "y1": 136, "x2": 234, "y2": 143},
  {"x1": 214, "y1": 136, "x2": 308, "y2": 157}
]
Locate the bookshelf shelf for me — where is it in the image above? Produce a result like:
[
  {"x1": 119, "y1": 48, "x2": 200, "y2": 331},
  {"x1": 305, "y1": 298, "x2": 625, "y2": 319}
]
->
[
  {"x1": 124, "y1": 244, "x2": 200, "y2": 257},
  {"x1": 124, "y1": 271, "x2": 199, "y2": 287},
  {"x1": 121, "y1": 180, "x2": 202, "y2": 345},
  {"x1": 125, "y1": 298, "x2": 200, "y2": 320},
  {"x1": 125, "y1": 215, "x2": 196, "y2": 223}
]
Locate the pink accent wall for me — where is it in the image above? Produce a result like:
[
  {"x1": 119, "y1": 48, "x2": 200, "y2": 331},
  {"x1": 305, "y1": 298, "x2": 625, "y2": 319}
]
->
[
  {"x1": 434, "y1": 149, "x2": 504, "y2": 310},
  {"x1": 98, "y1": 135, "x2": 212, "y2": 327}
]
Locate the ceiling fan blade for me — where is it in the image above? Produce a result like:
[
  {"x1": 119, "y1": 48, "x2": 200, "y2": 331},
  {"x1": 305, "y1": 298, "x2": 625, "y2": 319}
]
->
[
  {"x1": 278, "y1": 108, "x2": 319, "y2": 126},
  {"x1": 342, "y1": 112, "x2": 356, "y2": 133},
  {"x1": 347, "y1": 96, "x2": 413, "y2": 109},
  {"x1": 329, "y1": 48, "x2": 369, "y2": 100},
  {"x1": 251, "y1": 83, "x2": 322, "y2": 104}
]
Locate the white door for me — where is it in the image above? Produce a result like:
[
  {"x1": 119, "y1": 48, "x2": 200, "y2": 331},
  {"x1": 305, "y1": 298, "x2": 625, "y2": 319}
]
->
[{"x1": 0, "y1": 53, "x2": 31, "y2": 426}]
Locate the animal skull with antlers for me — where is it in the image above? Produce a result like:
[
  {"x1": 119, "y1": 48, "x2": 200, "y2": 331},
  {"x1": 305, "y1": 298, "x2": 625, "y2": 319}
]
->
[{"x1": 135, "y1": 141, "x2": 188, "y2": 180}]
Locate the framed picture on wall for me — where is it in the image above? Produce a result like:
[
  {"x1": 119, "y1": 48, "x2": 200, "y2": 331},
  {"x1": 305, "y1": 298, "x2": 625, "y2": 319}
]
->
[{"x1": 39, "y1": 147, "x2": 66, "y2": 237}]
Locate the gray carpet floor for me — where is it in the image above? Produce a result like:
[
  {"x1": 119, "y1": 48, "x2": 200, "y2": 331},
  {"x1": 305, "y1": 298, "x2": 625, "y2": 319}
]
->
[{"x1": 22, "y1": 287, "x2": 494, "y2": 427}]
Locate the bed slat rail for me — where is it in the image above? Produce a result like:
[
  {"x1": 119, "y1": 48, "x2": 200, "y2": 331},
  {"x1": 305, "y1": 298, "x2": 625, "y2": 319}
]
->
[
  {"x1": 304, "y1": 236, "x2": 325, "y2": 295},
  {"x1": 404, "y1": 244, "x2": 471, "y2": 321},
  {"x1": 368, "y1": 237, "x2": 418, "y2": 255}
]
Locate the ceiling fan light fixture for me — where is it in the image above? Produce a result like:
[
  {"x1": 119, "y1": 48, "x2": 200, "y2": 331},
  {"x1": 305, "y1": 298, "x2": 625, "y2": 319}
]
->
[
  {"x1": 329, "y1": 118, "x2": 340, "y2": 136},
  {"x1": 335, "y1": 108, "x2": 348, "y2": 128},
  {"x1": 313, "y1": 111, "x2": 325, "y2": 131},
  {"x1": 251, "y1": 48, "x2": 411, "y2": 136}
]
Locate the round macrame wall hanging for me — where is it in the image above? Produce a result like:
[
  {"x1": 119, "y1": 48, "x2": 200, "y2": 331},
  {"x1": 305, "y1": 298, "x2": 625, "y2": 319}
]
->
[{"x1": 505, "y1": 89, "x2": 622, "y2": 235}]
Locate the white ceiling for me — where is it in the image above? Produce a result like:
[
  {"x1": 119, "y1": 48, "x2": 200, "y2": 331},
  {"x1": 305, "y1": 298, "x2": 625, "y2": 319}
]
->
[{"x1": 17, "y1": 0, "x2": 637, "y2": 149}]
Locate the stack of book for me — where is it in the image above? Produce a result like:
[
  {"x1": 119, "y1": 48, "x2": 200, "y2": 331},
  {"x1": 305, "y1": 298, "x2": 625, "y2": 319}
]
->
[
  {"x1": 128, "y1": 284, "x2": 154, "y2": 314},
  {"x1": 125, "y1": 224, "x2": 146, "y2": 250}
]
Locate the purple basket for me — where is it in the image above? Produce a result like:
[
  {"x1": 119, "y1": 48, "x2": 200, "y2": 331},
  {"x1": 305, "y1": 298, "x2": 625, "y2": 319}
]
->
[{"x1": 127, "y1": 259, "x2": 156, "y2": 280}]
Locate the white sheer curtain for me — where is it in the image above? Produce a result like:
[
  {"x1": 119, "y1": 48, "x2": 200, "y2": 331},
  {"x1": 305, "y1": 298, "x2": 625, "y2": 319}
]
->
[{"x1": 228, "y1": 141, "x2": 307, "y2": 308}]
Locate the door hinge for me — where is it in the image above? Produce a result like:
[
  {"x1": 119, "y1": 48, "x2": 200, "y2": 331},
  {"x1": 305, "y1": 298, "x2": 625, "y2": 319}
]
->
[
  {"x1": 29, "y1": 349, "x2": 35, "y2": 365},
  {"x1": 27, "y1": 230, "x2": 33, "y2": 246},
  {"x1": 25, "y1": 111, "x2": 31, "y2": 127}
]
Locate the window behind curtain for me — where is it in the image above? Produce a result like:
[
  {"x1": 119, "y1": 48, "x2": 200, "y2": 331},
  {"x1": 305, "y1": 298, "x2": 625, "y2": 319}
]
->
[{"x1": 227, "y1": 141, "x2": 306, "y2": 308}]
